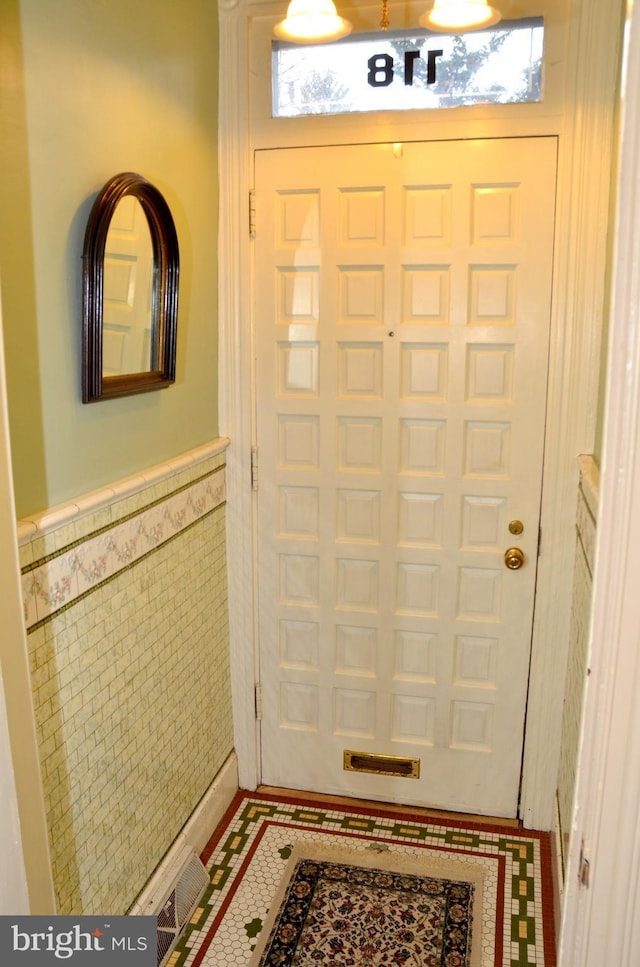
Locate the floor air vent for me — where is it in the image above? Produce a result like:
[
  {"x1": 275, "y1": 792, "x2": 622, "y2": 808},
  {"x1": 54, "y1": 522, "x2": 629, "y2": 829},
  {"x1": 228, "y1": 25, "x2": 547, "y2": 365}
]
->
[{"x1": 134, "y1": 846, "x2": 209, "y2": 967}]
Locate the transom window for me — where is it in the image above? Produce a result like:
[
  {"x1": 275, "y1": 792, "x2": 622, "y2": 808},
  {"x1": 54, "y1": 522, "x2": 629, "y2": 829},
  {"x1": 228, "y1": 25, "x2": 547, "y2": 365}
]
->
[{"x1": 272, "y1": 19, "x2": 543, "y2": 118}]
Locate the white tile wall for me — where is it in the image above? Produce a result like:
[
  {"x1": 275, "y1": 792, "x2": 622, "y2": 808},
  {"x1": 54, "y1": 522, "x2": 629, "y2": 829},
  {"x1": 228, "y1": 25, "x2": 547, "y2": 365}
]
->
[
  {"x1": 19, "y1": 441, "x2": 234, "y2": 915},
  {"x1": 556, "y1": 456, "x2": 598, "y2": 869}
]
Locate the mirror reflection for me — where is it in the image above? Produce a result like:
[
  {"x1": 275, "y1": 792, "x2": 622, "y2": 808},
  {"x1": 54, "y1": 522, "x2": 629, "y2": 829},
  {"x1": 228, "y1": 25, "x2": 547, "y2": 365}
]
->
[
  {"x1": 82, "y1": 172, "x2": 179, "y2": 403},
  {"x1": 103, "y1": 197, "x2": 155, "y2": 377}
]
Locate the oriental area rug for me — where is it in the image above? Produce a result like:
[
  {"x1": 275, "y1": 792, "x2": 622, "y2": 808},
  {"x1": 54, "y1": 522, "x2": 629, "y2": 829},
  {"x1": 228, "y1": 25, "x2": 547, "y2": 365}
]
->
[{"x1": 169, "y1": 790, "x2": 556, "y2": 967}]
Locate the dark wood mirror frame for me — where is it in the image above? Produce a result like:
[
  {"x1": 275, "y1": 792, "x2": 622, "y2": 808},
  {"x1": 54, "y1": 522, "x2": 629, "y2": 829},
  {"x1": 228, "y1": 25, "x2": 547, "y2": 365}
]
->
[{"x1": 82, "y1": 172, "x2": 179, "y2": 403}]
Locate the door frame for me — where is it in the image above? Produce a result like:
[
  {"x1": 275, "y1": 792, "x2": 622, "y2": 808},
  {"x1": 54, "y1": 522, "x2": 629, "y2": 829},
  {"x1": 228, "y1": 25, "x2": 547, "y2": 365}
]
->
[
  {"x1": 218, "y1": 0, "x2": 623, "y2": 831},
  {"x1": 560, "y1": 5, "x2": 640, "y2": 958},
  {"x1": 0, "y1": 284, "x2": 55, "y2": 913}
]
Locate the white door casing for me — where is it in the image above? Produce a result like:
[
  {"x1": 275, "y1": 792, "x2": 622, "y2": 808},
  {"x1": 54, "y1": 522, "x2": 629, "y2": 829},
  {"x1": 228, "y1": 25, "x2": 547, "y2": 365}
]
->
[
  {"x1": 254, "y1": 137, "x2": 557, "y2": 817},
  {"x1": 0, "y1": 287, "x2": 55, "y2": 913}
]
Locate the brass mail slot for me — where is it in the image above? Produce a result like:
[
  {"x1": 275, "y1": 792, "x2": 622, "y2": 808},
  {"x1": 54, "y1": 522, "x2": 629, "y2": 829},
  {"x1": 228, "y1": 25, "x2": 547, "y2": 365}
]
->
[{"x1": 343, "y1": 750, "x2": 420, "y2": 779}]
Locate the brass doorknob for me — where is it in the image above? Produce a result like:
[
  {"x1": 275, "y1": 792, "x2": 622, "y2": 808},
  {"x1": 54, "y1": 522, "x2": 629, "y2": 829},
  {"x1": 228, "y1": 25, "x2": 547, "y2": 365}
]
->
[{"x1": 504, "y1": 547, "x2": 525, "y2": 570}]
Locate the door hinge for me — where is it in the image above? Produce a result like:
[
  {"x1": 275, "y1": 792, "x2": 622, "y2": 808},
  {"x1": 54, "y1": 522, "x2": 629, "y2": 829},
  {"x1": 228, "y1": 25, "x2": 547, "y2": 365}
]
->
[
  {"x1": 251, "y1": 446, "x2": 259, "y2": 491},
  {"x1": 537, "y1": 526, "x2": 542, "y2": 556},
  {"x1": 249, "y1": 189, "x2": 256, "y2": 238},
  {"x1": 255, "y1": 683, "x2": 263, "y2": 720}
]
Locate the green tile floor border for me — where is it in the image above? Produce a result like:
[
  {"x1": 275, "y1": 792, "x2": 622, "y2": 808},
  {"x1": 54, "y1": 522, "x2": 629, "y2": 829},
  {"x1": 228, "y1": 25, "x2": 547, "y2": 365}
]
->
[{"x1": 171, "y1": 793, "x2": 554, "y2": 967}]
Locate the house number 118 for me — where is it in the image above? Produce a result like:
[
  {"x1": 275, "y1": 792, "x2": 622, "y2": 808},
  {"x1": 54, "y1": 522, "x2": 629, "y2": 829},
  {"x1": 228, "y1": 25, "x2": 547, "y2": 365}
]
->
[{"x1": 367, "y1": 49, "x2": 444, "y2": 88}]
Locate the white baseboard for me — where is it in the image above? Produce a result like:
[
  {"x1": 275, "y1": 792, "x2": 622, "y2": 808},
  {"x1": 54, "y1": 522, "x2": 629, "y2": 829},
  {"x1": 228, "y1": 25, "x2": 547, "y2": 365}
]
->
[
  {"x1": 180, "y1": 751, "x2": 239, "y2": 855},
  {"x1": 129, "y1": 752, "x2": 238, "y2": 914}
]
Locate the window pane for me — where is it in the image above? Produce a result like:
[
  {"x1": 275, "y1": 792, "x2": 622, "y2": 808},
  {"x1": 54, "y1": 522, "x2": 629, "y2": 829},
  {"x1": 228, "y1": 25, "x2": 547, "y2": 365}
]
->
[{"x1": 273, "y1": 20, "x2": 543, "y2": 118}]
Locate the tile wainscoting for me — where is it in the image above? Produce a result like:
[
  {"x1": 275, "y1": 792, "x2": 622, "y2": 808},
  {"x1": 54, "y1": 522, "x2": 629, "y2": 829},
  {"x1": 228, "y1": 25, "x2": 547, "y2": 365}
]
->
[
  {"x1": 17, "y1": 440, "x2": 234, "y2": 915},
  {"x1": 556, "y1": 455, "x2": 599, "y2": 877}
]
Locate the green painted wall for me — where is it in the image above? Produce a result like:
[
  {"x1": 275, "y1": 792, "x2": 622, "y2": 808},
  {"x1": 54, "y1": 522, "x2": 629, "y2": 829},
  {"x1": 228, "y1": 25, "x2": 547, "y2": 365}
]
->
[{"x1": 0, "y1": 0, "x2": 219, "y2": 517}]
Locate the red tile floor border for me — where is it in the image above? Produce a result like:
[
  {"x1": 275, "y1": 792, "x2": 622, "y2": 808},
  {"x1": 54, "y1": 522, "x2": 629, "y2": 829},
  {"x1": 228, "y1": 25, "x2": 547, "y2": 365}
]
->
[{"x1": 170, "y1": 789, "x2": 556, "y2": 967}]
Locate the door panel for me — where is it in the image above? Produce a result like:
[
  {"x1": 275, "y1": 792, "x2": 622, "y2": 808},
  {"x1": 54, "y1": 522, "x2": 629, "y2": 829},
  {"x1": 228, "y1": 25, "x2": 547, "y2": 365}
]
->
[{"x1": 254, "y1": 137, "x2": 557, "y2": 817}]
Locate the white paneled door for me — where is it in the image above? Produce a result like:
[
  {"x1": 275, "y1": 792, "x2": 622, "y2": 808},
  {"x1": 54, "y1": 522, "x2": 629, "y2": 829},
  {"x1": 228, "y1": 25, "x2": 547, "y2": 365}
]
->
[{"x1": 253, "y1": 138, "x2": 557, "y2": 817}]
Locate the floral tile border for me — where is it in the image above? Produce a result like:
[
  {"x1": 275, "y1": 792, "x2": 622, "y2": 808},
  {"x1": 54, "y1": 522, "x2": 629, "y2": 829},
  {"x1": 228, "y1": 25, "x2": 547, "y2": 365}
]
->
[{"x1": 20, "y1": 466, "x2": 226, "y2": 630}]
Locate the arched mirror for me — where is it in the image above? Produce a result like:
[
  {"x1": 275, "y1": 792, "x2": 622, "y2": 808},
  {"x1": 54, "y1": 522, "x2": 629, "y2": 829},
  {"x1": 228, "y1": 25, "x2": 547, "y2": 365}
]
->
[{"x1": 82, "y1": 172, "x2": 179, "y2": 402}]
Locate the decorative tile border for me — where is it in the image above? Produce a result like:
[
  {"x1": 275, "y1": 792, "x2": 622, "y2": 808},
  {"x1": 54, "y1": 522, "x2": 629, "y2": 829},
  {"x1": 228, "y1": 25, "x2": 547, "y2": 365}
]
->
[
  {"x1": 19, "y1": 443, "x2": 228, "y2": 630},
  {"x1": 172, "y1": 792, "x2": 556, "y2": 967}
]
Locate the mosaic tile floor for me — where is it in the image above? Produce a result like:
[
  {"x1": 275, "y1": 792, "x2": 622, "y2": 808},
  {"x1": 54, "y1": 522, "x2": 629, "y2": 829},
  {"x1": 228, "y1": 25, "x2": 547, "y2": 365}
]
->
[{"x1": 169, "y1": 791, "x2": 556, "y2": 967}]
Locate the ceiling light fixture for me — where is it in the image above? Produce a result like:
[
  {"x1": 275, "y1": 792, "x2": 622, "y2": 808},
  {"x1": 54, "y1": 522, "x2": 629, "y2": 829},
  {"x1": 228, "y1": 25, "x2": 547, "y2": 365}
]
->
[
  {"x1": 274, "y1": 0, "x2": 352, "y2": 44},
  {"x1": 419, "y1": 0, "x2": 502, "y2": 32},
  {"x1": 273, "y1": 0, "x2": 502, "y2": 45}
]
